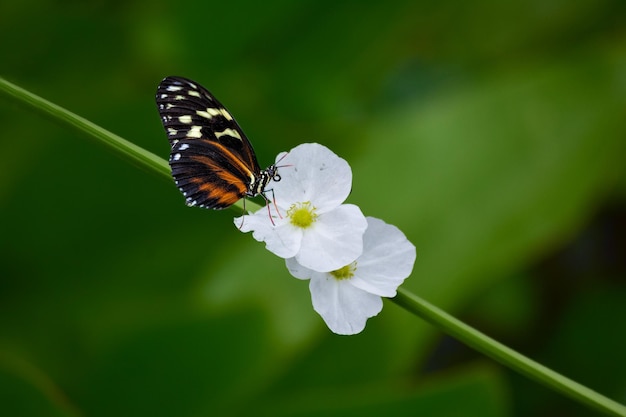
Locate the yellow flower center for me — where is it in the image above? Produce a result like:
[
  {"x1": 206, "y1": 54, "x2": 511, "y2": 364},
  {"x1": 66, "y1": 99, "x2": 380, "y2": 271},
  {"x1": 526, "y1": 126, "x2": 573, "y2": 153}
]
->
[
  {"x1": 330, "y1": 262, "x2": 357, "y2": 280},
  {"x1": 287, "y1": 201, "x2": 318, "y2": 228}
]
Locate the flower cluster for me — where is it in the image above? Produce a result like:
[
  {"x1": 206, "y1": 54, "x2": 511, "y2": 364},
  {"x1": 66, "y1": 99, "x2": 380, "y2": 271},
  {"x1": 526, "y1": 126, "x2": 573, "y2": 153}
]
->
[{"x1": 235, "y1": 143, "x2": 416, "y2": 335}]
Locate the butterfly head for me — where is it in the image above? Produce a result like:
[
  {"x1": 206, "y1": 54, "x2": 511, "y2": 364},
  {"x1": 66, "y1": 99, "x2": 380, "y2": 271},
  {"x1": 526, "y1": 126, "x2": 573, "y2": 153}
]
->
[{"x1": 249, "y1": 164, "x2": 281, "y2": 198}]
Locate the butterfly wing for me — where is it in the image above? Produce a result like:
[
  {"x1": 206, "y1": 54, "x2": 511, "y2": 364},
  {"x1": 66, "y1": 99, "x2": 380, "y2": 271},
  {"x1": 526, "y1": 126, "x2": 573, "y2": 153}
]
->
[{"x1": 156, "y1": 76, "x2": 261, "y2": 209}]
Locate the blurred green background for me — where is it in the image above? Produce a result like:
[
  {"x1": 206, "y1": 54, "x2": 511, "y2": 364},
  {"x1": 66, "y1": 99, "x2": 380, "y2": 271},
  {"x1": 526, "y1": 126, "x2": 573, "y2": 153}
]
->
[{"x1": 1, "y1": 1, "x2": 625, "y2": 416}]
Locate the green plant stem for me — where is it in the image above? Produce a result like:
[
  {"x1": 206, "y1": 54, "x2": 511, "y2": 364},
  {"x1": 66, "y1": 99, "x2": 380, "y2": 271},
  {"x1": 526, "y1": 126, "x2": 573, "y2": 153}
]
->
[
  {"x1": 2, "y1": 76, "x2": 624, "y2": 417},
  {"x1": 392, "y1": 288, "x2": 626, "y2": 417},
  {"x1": 0, "y1": 76, "x2": 170, "y2": 181},
  {"x1": 0, "y1": 76, "x2": 260, "y2": 212}
]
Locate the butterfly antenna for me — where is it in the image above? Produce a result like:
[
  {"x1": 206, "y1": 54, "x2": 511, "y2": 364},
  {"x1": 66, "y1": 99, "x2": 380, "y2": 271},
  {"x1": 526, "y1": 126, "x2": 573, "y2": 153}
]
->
[{"x1": 275, "y1": 151, "x2": 291, "y2": 168}]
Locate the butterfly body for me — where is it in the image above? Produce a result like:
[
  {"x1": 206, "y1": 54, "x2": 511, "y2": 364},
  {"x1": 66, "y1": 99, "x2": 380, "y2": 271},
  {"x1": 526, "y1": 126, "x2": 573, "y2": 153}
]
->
[{"x1": 156, "y1": 76, "x2": 278, "y2": 209}]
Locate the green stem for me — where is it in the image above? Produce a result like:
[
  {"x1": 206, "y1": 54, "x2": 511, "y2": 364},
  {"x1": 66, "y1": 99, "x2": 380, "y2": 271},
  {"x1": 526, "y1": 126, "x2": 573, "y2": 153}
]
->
[
  {"x1": 0, "y1": 76, "x2": 259, "y2": 212},
  {"x1": 2, "y1": 76, "x2": 624, "y2": 417},
  {"x1": 392, "y1": 287, "x2": 626, "y2": 417},
  {"x1": 0, "y1": 76, "x2": 170, "y2": 180}
]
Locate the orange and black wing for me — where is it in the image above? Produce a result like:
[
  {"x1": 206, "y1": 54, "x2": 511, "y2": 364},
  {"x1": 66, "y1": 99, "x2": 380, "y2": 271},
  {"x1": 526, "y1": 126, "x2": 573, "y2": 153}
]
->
[{"x1": 156, "y1": 76, "x2": 261, "y2": 209}]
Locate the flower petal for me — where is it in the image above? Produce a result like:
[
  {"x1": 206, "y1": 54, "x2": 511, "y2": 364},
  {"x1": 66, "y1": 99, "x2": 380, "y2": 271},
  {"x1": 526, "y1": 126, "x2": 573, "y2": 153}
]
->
[
  {"x1": 273, "y1": 143, "x2": 352, "y2": 212},
  {"x1": 285, "y1": 257, "x2": 313, "y2": 280},
  {"x1": 296, "y1": 204, "x2": 367, "y2": 272},
  {"x1": 309, "y1": 273, "x2": 383, "y2": 335},
  {"x1": 235, "y1": 212, "x2": 302, "y2": 259},
  {"x1": 350, "y1": 217, "x2": 416, "y2": 297}
]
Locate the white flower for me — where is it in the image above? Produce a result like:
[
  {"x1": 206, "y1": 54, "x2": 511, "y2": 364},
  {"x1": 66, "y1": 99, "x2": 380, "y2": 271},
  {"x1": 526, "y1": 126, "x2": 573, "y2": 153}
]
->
[
  {"x1": 286, "y1": 217, "x2": 416, "y2": 335},
  {"x1": 235, "y1": 143, "x2": 368, "y2": 272}
]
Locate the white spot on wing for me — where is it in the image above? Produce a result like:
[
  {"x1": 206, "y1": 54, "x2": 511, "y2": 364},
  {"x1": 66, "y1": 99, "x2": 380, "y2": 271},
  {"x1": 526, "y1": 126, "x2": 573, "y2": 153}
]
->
[
  {"x1": 196, "y1": 110, "x2": 212, "y2": 119},
  {"x1": 206, "y1": 108, "x2": 220, "y2": 117},
  {"x1": 178, "y1": 115, "x2": 192, "y2": 124},
  {"x1": 179, "y1": 143, "x2": 190, "y2": 150},
  {"x1": 219, "y1": 108, "x2": 233, "y2": 121},
  {"x1": 173, "y1": 153, "x2": 181, "y2": 161},
  {"x1": 188, "y1": 90, "x2": 201, "y2": 98},
  {"x1": 167, "y1": 128, "x2": 177, "y2": 136},
  {"x1": 166, "y1": 85, "x2": 183, "y2": 92},
  {"x1": 187, "y1": 126, "x2": 203, "y2": 138},
  {"x1": 200, "y1": 107, "x2": 234, "y2": 120},
  {"x1": 215, "y1": 128, "x2": 242, "y2": 140}
]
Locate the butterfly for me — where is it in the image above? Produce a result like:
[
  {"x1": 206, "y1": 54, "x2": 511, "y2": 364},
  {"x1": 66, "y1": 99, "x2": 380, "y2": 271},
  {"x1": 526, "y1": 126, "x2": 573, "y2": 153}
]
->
[{"x1": 156, "y1": 76, "x2": 280, "y2": 209}]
